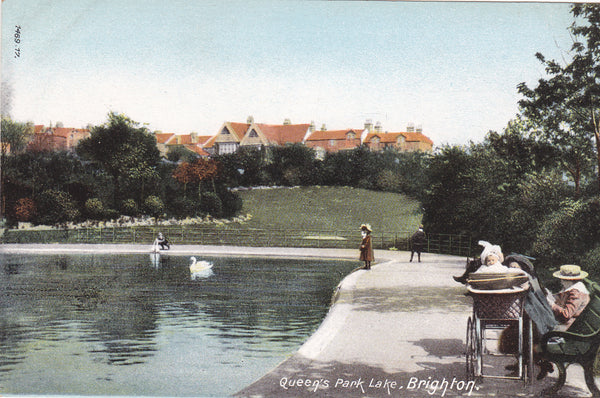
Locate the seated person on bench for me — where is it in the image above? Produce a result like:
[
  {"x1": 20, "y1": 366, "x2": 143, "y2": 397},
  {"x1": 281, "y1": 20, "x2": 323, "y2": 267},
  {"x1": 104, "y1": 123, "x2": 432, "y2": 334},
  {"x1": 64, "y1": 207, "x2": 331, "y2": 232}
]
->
[{"x1": 547, "y1": 265, "x2": 590, "y2": 332}]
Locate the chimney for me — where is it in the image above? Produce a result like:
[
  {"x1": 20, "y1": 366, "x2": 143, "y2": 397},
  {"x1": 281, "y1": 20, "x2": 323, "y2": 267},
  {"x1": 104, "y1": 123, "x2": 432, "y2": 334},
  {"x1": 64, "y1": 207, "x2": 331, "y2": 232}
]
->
[
  {"x1": 283, "y1": 118, "x2": 291, "y2": 125},
  {"x1": 321, "y1": 123, "x2": 327, "y2": 131},
  {"x1": 375, "y1": 121, "x2": 382, "y2": 133},
  {"x1": 190, "y1": 132, "x2": 198, "y2": 143},
  {"x1": 364, "y1": 119, "x2": 373, "y2": 133},
  {"x1": 247, "y1": 115, "x2": 254, "y2": 124},
  {"x1": 309, "y1": 121, "x2": 316, "y2": 132},
  {"x1": 416, "y1": 124, "x2": 423, "y2": 133},
  {"x1": 407, "y1": 123, "x2": 415, "y2": 132}
]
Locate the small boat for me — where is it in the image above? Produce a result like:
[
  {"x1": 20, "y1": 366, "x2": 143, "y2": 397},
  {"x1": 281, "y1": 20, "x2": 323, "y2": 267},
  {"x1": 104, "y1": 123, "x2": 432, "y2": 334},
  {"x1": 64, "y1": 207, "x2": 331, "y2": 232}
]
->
[{"x1": 189, "y1": 257, "x2": 213, "y2": 273}]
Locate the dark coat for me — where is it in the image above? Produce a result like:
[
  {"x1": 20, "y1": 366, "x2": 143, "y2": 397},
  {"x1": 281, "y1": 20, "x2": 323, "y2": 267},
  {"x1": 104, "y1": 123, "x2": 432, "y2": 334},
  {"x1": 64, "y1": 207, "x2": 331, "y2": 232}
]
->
[
  {"x1": 359, "y1": 234, "x2": 374, "y2": 262},
  {"x1": 410, "y1": 230, "x2": 426, "y2": 250}
]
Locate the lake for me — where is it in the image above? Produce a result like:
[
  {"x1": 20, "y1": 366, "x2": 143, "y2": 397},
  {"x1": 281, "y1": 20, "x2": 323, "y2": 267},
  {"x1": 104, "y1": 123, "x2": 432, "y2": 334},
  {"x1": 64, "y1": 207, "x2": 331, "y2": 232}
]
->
[{"x1": 0, "y1": 252, "x2": 359, "y2": 397}]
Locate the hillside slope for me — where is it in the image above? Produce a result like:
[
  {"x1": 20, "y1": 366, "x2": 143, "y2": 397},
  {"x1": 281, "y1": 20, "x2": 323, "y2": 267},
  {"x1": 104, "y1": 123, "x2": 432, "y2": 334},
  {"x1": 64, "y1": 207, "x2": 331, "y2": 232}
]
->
[{"x1": 238, "y1": 186, "x2": 422, "y2": 233}]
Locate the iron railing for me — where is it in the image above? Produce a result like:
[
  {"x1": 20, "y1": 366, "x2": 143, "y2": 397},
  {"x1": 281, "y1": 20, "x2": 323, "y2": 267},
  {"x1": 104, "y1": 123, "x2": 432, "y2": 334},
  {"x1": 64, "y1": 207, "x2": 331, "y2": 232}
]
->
[{"x1": 1, "y1": 226, "x2": 472, "y2": 257}]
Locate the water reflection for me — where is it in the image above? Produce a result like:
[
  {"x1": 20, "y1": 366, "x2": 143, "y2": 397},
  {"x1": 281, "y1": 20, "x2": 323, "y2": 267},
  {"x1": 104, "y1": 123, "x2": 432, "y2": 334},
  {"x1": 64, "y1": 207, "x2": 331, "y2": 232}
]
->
[{"x1": 0, "y1": 252, "x2": 358, "y2": 396}]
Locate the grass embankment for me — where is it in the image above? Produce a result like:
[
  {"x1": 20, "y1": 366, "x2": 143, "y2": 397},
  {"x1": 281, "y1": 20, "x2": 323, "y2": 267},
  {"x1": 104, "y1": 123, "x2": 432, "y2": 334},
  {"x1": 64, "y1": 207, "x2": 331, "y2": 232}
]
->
[{"x1": 238, "y1": 186, "x2": 422, "y2": 233}]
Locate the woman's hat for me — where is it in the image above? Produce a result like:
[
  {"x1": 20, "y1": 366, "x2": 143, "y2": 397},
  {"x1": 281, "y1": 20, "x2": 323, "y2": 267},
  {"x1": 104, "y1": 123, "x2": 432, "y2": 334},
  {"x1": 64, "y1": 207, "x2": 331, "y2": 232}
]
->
[
  {"x1": 360, "y1": 224, "x2": 372, "y2": 232},
  {"x1": 553, "y1": 264, "x2": 588, "y2": 280}
]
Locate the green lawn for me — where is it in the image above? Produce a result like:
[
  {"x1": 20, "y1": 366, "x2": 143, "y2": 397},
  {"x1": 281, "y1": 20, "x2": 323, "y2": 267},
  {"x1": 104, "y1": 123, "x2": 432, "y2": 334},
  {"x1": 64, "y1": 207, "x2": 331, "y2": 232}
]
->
[{"x1": 238, "y1": 186, "x2": 423, "y2": 233}]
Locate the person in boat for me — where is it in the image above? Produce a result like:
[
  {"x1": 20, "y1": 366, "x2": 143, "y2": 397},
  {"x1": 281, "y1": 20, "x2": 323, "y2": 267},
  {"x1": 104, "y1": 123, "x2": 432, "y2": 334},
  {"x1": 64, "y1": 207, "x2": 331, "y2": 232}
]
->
[
  {"x1": 359, "y1": 224, "x2": 374, "y2": 270},
  {"x1": 154, "y1": 232, "x2": 170, "y2": 250}
]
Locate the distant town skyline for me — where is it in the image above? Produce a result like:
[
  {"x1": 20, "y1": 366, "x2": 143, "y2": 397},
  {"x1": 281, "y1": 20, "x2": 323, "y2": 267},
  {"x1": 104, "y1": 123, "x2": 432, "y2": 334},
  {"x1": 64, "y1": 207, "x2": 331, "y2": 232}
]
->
[{"x1": 2, "y1": 1, "x2": 575, "y2": 146}]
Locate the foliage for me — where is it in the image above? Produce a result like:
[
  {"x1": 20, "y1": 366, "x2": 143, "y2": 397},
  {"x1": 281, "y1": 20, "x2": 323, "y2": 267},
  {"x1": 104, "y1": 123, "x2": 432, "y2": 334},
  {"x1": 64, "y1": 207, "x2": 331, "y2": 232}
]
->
[
  {"x1": 581, "y1": 245, "x2": 600, "y2": 276},
  {"x1": 172, "y1": 158, "x2": 219, "y2": 195},
  {"x1": 532, "y1": 196, "x2": 600, "y2": 265},
  {"x1": 166, "y1": 146, "x2": 198, "y2": 163},
  {"x1": 518, "y1": 4, "x2": 600, "y2": 193},
  {"x1": 84, "y1": 198, "x2": 105, "y2": 220},
  {"x1": 77, "y1": 112, "x2": 160, "y2": 205},
  {"x1": 200, "y1": 191, "x2": 223, "y2": 218},
  {"x1": 14, "y1": 198, "x2": 35, "y2": 222},
  {"x1": 1, "y1": 118, "x2": 33, "y2": 154},
  {"x1": 121, "y1": 199, "x2": 139, "y2": 216},
  {"x1": 34, "y1": 190, "x2": 79, "y2": 225},
  {"x1": 143, "y1": 195, "x2": 165, "y2": 218}
]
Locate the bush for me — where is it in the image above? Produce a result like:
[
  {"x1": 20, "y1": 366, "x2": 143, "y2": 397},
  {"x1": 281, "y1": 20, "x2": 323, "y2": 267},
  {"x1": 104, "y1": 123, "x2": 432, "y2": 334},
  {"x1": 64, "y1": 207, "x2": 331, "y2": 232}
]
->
[
  {"x1": 14, "y1": 198, "x2": 36, "y2": 222},
  {"x1": 34, "y1": 190, "x2": 79, "y2": 225},
  {"x1": 219, "y1": 189, "x2": 243, "y2": 218},
  {"x1": 376, "y1": 169, "x2": 403, "y2": 192},
  {"x1": 84, "y1": 198, "x2": 105, "y2": 220},
  {"x1": 200, "y1": 191, "x2": 223, "y2": 218},
  {"x1": 167, "y1": 197, "x2": 200, "y2": 218},
  {"x1": 532, "y1": 196, "x2": 600, "y2": 266},
  {"x1": 143, "y1": 195, "x2": 165, "y2": 218},
  {"x1": 121, "y1": 199, "x2": 139, "y2": 216},
  {"x1": 582, "y1": 245, "x2": 600, "y2": 277}
]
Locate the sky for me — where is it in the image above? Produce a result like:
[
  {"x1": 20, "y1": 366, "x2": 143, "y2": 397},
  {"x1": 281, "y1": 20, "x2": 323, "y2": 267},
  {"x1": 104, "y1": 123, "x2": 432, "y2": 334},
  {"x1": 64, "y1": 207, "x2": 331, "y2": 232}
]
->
[{"x1": 1, "y1": 0, "x2": 576, "y2": 146}]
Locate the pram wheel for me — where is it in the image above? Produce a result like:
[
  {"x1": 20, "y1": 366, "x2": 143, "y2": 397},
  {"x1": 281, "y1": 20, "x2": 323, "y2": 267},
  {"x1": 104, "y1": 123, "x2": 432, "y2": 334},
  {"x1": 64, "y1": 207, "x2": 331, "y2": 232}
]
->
[{"x1": 466, "y1": 316, "x2": 478, "y2": 380}]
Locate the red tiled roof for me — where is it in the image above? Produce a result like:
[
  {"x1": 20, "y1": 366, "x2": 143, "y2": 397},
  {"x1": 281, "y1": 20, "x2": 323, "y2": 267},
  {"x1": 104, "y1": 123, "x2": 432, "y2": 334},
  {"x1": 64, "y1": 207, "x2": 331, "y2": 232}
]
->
[
  {"x1": 365, "y1": 132, "x2": 404, "y2": 144},
  {"x1": 306, "y1": 129, "x2": 362, "y2": 141},
  {"x1": 402, "y1": 131, "x2": 434, "y2": 145},
  {"x1": 228, "y1": 123, "x2": 251, "y2": 140},
  {"x1": 155, "y1": 133, "x2": 176, "y2": 144},
  {"x1": 255, "y1": 123, "x2": 310, "y2": 145},
  {"x1": 184, "y1": 144, "x2": 210, "y2": 157}
]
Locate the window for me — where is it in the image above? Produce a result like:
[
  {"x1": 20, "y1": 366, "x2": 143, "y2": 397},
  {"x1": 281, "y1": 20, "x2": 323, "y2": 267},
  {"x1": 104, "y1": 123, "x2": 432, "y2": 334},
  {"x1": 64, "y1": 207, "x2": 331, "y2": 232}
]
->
[
  {"x1": 249, "y1": 129, "x2": 258, "y2": 138},
  {"x1": 346, "y1": 132, "x2": 355, "y2": 140}
]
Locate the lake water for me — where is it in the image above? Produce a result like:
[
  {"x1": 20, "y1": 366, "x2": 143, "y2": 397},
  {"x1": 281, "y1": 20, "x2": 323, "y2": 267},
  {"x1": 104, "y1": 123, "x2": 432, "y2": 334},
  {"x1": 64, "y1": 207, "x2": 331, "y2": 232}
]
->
[{"x1": 0, "y1": 253, "x2": 359, "y2": 397}]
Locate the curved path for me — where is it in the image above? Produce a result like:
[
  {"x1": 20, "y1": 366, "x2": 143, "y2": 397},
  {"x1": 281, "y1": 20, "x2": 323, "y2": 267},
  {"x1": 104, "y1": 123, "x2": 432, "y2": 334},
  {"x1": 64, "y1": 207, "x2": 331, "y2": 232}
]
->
[{"x1": 0, "y1": 244, "x2": 592, "y2": 397}]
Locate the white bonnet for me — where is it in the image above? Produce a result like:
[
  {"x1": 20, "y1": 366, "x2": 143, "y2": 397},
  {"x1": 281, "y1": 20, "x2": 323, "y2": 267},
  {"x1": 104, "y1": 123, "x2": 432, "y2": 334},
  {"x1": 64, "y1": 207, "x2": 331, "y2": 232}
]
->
[{"x1": 479, "y1": 240, "x2": 504, "y2": 263}]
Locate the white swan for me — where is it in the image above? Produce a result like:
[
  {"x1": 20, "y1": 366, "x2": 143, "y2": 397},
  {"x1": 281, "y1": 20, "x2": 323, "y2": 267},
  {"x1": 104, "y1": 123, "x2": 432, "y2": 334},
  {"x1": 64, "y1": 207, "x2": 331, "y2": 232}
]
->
[{"x1": 189, "y1": 256, "x2": 213, "y2": 273}]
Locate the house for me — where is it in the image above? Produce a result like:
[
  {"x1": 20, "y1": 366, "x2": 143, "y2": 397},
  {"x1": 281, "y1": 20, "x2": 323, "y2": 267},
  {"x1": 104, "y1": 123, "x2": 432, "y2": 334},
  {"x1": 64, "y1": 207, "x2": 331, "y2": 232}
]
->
[
  {"x1": 362, "y1": 122, "x2": 433, "y2": 152},
  {"x1": 304, "y1": 125, "x2": 363, "y2": 159},
  {"x1": 29, "y1": 125, "x2": 90, "y2": 151},
  {"x1": 239, "y1": 118, "x2": 312, "y2": 150},
  {"x1": 155, "y1": 132, "x2": 213, "y2": 158},
  {"x1": 203, "y1": 120, "x2": 252, "y2": 156}
]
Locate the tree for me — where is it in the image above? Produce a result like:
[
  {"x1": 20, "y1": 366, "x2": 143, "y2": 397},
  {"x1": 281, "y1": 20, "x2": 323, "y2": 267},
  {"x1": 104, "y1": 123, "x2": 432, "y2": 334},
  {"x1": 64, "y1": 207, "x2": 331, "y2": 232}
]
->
[
  {"x1": 172, "y1": 158, "x2": 219, "y2": 196},
  {"x1": 518, "y1": 4, "x2": 600, "y2": 193},
  {"x1": 1, "y1": 117, "x2": 33, "y2": 154},
  {"x1": 76, "y1": 112, "x2": 160, "y2": 206}
]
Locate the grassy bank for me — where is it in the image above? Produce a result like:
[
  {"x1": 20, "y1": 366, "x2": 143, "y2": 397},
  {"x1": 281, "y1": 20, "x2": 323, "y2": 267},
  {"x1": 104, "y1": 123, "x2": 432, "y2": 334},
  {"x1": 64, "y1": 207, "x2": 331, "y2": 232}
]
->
[{"x1": 237, "y1": 186, "x2": 423, "y2": 233}]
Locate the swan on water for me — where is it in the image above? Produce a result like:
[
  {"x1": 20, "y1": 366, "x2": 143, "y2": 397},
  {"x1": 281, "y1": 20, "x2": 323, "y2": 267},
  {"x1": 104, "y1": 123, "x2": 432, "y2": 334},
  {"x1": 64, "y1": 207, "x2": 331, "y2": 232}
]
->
[{"x1": 189, "y1": 256, "x2": 213, "y2": 273}]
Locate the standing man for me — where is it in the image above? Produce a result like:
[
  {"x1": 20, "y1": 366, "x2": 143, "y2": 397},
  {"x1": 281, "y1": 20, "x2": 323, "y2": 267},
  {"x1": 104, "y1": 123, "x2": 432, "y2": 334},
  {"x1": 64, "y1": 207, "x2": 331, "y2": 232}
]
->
[
  {"x1": 359, "y1": 224, "x2": 374, "y2": 270},
  {"x1": 409, "y1": 225, "x2": 426, "y2": 262}
]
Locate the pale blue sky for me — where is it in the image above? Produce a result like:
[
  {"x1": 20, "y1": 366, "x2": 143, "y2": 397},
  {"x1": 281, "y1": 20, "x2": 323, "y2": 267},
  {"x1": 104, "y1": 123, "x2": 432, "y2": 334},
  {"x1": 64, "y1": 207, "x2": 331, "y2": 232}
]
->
[{"x1": 2, "y1": 0, "x2": 575, "y2": 145}]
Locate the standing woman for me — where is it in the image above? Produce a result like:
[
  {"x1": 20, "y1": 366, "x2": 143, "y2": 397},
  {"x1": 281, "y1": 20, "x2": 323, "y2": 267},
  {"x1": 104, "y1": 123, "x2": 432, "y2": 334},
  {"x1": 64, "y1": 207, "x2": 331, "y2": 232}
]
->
[{"x1": 359, "y1": 224, "x2": 374, "y2": 270}]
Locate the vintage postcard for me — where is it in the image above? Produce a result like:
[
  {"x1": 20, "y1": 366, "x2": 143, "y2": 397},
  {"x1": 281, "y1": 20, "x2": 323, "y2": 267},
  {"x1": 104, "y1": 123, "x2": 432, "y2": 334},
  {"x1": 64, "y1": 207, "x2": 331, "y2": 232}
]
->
[{"x1": 1, "y1": 1, "x2": 596, "y2": 397}]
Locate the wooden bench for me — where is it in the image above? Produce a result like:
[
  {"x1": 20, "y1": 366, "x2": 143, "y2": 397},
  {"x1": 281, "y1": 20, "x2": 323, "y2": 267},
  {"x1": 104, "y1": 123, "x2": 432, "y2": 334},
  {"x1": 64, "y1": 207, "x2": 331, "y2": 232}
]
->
[{"x1": 540, "y1": 278, "x2": 600, "y2": 396}]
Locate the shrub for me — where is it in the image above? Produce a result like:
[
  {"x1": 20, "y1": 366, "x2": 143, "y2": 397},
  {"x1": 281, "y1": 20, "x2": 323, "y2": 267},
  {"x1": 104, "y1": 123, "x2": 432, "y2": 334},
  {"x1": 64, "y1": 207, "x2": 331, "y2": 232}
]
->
[
  {"x1": 167, "y1": 197, "x2": 200, "y2": 218},
  {"x1": 582, "y1": 245, "x2": 600, "y2": 277},
  {"x1": 14, "y1": 198, "x2": 36, "y2": 222},
  {"x1": 84, "y1": 198, "x2": 105, "y2": 220},
  {"x1": 121, "y1": 199, "x2": 139, "y2": 216},
  {"x1": 376, "y1": 169, "x2": 403, "y2": 192},
  {"x1": 532, "y1": 196, "x2": 600, "y2": 266},
  {"x1": 143, "y1": 195, "x2": 165, "y2": 218},
  {"x1": 219, "y1": 189, "x2": 243, "y2": 218},
  {"x1": 200, "y1": 191, "x2": 223, "y2": 218},
  {"x1": 34, "y1": 190, "x2": 79, "y2": 225}
]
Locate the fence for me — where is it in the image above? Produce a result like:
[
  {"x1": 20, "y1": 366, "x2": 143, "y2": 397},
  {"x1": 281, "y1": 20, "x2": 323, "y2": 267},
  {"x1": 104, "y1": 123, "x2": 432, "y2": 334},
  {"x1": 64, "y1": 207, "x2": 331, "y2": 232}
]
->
[{"x1": 1, "y1": 226, "x2": 473, "y2": 257}]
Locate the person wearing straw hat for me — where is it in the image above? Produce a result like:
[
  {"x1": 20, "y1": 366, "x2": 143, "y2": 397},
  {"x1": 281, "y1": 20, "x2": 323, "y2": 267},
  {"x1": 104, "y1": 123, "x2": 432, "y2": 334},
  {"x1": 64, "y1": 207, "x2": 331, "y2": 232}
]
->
[
  {"x1": 548, "y1": 264, "x2": 591, "y2": 331},
  {"x1": 359, "y1": 224, "x2": 374, "y2": 270}
]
